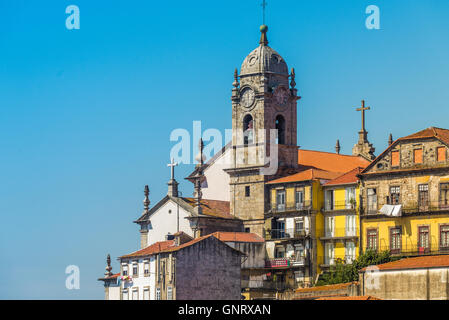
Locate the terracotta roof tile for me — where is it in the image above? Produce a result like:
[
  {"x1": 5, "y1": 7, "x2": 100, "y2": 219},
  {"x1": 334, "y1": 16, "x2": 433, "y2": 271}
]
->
[
  {"x1": 400, "y1": 127, "x2": 449, "y2": 146},
  {"x1": 298, "y1": 150, "x2": 371, "y2": 174},
  {"x1": 181, "y1": 198, "x2": 233, "y2": 219},
  {"x1": 160, "y1": 232, "x2": 263, "y2": 253},
  {"x1": 361, "y1": 255, "x2": 449, "y2": 272},
  {"x1": 295, "y1": 282, "x2": 358, "y2": 293},
  {"x1": 324, "y1": 167, "x2": 364, "y2": 186},
  {"x1": 119, "y1": 240, "x2": 175, "y2": 259},
  {"x1": 268, "y1": 168, "x2": 341, "y2": 184}
]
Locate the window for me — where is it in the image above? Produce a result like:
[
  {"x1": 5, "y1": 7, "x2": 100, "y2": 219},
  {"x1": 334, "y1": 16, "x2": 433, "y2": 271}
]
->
[
  {"x1": 244, "y1": 227, "x2": 250, "y2": 233},
  {"x1": 144, "y1": 261, "x2": 149, "y2": 276},
  {"x1": 325, "y1": 243, "x2": 334, "y2": 265},
  {"x1": 418, "y1": 226, "x2": 430, "y2": 253},
  {"x1": 391, "y1": 151, "x2": 400, "y2": 167},
  {"x1": 437, "y1": 147, "x2": 446, "y2": 162},
  {"x1": 325, "y1": 216, "x2": 335, "y2": 237},
  {"x1": 243, "y1": 114, "x2": 254, "y2": 145},
  {"x1": 346, "y1": 215, "x2": 356, "y2": 236},
  {"x1": 367, "y1": 188, "x2": 377, "y2": 214},
  {"x1": 440, "y1": 183, "x2": 449, "y2": 209},
  {"x1": 345, "y1": 242, "x2": 355, "y2": 264},
  {"x1": 271, "y1": 218, "x2": 285, "y2": 239},
  {"x1": 275, "y1": 246, "x2": 285, "y2": 258},
  {"x1": 122, "y1": 264, "x2": 128, "y2": 276},
  {"x1": 295, "y1": 189, "x2": 304, "y2": 209},
  {"x1": 390, "y1": 227, "x2": 401, "y2": 254},
  {"x1": 389, "y1": 186, "x2": 401, "y2": 205},
  {"x1": 295, "y1": 218, "x2": 304, "y2": 234},
  {"x1": 245, "y1": 186, "x2": 250, "y2": 197},
  {"x1": 167, "y1": 286, "x2": 173, "y2": 300},
  {"x1": 440, "y1": 225, "x2": 449, "y2": 250},
  {"x1": 132, "y1": 288, "x2": 138, "y2": 300},
  {"x1": 132, "y1": 262, "x2": 138, "y2": 276},
  {"x1": 414, "y1": 149, "x2": 423, "y2": 164},
  {"x1": 122, "y1": 289, "x2": 128, "y2": 300},
  {"x1": 275, "y1": 115, "x2": 286, "y2": 144},
  {"x1": 367, "y1": 229, "x2": 378, "y2": 251},
  {"x1": 345, "y1": 187, "x2": 356, "y2": 209},
  {"x1": 143, "y1": 287, "x2": 150, "y2": 300},
  {"x1": 276, "y1": 190, "x2": 286, "y2": 211},
  {"x1": 156, "y1": 288, "x2": 161, "y2": 300},
  {"x1": 418, "y1": 184, "x2": 429, "y2": 211},
  {"x1": 325, "y1": 190, "x2": 334, "y2": 211}
]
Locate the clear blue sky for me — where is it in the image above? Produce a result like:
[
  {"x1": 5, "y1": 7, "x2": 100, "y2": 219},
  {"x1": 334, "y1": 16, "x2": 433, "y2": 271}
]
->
[{"x1": 1, "y1": 0, "x2": 448, "y2": 299}]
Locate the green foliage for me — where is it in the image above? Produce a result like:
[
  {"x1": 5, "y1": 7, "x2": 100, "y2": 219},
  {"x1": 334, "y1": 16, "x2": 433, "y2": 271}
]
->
[{"x1": 315, "y1": 250, "x2": 398, "y2": 287}]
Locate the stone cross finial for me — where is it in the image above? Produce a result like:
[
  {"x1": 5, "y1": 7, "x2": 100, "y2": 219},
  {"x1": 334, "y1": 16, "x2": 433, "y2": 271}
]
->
[
  {"x1": 167, "y1": 158, "x2": 178, "y2": 180},
  {"x1": 356, "y1": 100, "x2": 371, "y2": 133},
  {"x1": 335, "y1": 140, "x2": 341, "y2": 154},
  {"x1": 143, "y1": 185, "x2": 150, "y2": 213}
]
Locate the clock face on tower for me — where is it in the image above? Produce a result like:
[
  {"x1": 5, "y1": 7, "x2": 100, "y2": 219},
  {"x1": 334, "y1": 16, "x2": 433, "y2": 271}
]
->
[
  {"x1": 240, "y1": 87, "x2": 255, "y2": 108},
  {"x1": 274, "y1": 87, "x2": 289, "y2": 107}
]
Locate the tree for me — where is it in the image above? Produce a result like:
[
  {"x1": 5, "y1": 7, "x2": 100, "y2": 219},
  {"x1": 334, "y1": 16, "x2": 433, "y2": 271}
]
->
[{"x1": 315, "y1": 250, "x2": 396, "y2": 286}]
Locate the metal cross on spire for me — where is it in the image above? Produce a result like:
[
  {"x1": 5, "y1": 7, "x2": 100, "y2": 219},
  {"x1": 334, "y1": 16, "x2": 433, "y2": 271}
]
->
[
  {"x1": 356, "y1": 100, "x2": 371, "y2": 132},
  {"x1": 167, "y1": 158, "x2": 178, "y2": 180},
  {"x1": 261, "y1": 0, "x2": 267, "y2": 25}
]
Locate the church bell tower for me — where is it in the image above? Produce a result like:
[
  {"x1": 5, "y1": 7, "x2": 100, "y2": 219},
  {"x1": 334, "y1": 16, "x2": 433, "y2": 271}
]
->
[{"x1": 226, "y1": 25, "x2": 300, "y2": 236}]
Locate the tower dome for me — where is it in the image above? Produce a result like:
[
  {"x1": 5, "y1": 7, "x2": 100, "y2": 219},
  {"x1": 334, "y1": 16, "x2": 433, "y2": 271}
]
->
[{"x1": 240, "y1": 25, "x2": 289, "y2": 76}]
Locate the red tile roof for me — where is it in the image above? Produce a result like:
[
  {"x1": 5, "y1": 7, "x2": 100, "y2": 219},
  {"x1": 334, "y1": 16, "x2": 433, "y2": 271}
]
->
[
  {"x1": 400, "y1": 127, "x2": 449, "y2": 145},
  {"x1": 268, "y1": 168, "x2": 341, "y2": 184},
  {"x1": 119, "y1": 240, "x2": 175, "y2": 259},
  {"x1": 324, "y1": 167, "x2": 364, "y2": 186},
  {"x1": 298, "y1": 150, "x2": 371, "y2": 174},
  {"x1": 316, "y1": 296, "x2": 381, "y2": 300},
  {"x1": 181, "y1": 198, "x2": 233, "y2": 219},
  {"x1": 361, "y1": 255, "x2": 449, "y2": 272},
  {"x1": 295, "y1": 282, "x2": 358, "y2": 293}
]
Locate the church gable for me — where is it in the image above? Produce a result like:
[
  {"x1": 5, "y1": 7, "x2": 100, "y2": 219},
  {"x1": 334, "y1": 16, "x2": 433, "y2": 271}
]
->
[{"x1": 362, "y1": 127, "x2": 449, "y2": 174}]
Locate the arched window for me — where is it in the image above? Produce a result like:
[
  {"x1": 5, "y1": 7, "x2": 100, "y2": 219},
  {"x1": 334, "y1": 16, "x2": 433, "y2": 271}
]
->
[
  {"x1": 275, "y1": 115, "x2": 286, "y2": 144},
  {"x1": 243, "y1": 114, "x2": 254, "y2": 145}
]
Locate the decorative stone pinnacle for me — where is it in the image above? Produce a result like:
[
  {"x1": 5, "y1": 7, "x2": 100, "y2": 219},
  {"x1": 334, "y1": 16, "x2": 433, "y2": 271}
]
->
[
  {"x1": 143, "y1": 185, "x2": 150, "y2": 213},
  {"x1": 105, "y1": 254, "x2": 112, "y2": 277},
  {"x1": 233, "y1": 68, "x2": 239, "y2": 89},
  {"x1": 389, "y1": 133, "x2": 393, "y2": 146},
  {"x1": 335, "y1": 140, "x2": 341, "y2": 154},
  {"x1": 290, "y1": 68, "x2": 296, "y2": 89}
]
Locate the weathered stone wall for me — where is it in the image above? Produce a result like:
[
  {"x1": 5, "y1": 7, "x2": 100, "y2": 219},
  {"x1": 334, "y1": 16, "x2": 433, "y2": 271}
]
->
[
  {"x1": 175, "y1": 236, "x2": 241, "y2": 300},
  {"x1": 361, "y1": 268, "x2": 449, "y2": 300}
]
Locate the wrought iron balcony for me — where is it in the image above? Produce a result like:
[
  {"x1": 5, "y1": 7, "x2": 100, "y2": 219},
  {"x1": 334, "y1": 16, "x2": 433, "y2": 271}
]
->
[
  {"x1": 323, "y1": 200, "x2": 357, "y2": 212},
  {"x1": 364, "y1": 242, "x2": 449, "y2": 257},
  {"x1": 268, "y1": 228, "x2": 310, "y2": 240},
  {"x1": 270, "y1": 200, "x2": 313, "y2": 213},
  {"x1": 317, "y1": 227, "x2": 358, "y2": 239},
  {"x1": 318, "y1": 255, "x2": 357, "y2": 267},
  {"x1": 265, "y1": 257, "x2": 308, "y2": 269},
  {"x1": 363, "y1": 201, "x2": 449, "y2": 216}
]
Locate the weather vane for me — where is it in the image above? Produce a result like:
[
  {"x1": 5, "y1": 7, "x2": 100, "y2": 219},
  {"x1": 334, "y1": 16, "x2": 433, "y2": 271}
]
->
[{"x1": 261, "y1": 0, "x2": 267, "y2": 25}]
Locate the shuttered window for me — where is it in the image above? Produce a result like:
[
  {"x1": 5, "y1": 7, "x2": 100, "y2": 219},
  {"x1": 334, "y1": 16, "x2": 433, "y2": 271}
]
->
[
  {"x1": 391, "y1": 151, "x2": 400, "y2": 167},
  {"x1": 414, "y1": 149, "x2": 423, "y2": 164}
]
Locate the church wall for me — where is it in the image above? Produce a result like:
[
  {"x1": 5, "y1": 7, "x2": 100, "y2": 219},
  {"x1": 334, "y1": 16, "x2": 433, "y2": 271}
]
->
[
  {"x1": 201, "y1": 147, "x2": 231, "y2": 201},
  {"x1": 146, "y1": 200, "x2": 193, "y2": 246}
]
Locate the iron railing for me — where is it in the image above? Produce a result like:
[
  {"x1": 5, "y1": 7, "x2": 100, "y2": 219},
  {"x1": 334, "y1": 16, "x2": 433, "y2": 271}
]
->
[
  {"x1": 270, "y1": 200, "x2": 313, "y2": 213},
  {"x1": 269, "y1": 228, "x2": 309, "y2": 240},
  {"x1": 265, "y1": 257, "x2": 308, "y2": 268},
  {"x1": 323, "y1": 200, "x2": 358, "y2": 212},
  {"x1": 318, "y1": 255, "x2": 357, "y2": 266},
  {"x1": 317, "y1": 227, "x2": 358, "y2": 239},
  {"x1": 241, "y1": 280, "x2": 294, "y2": 291},
  {"x1": 364, "y1": 242, "x2": 449, "y2": 257},
  {"x1": 363, "y1": 201, "x2": 449, "y2": 216}
]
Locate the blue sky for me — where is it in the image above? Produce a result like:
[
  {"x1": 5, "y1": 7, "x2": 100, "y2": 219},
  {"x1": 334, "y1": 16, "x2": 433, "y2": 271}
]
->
[{"x1": 1, "y1": 0, "x2": 449, "y2": 299}]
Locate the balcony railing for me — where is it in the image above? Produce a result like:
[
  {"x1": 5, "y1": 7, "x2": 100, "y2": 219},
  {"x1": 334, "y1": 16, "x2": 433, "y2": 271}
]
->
[
  {"x1": 241, "y1": 280, "x2": 292, "y2": 290},
  {"x1": 364, "y1": 201, "x2": 449, "y2": 216},
  {"x1": 317, "y1": 227, "x2": 358, "y2": 239},
  {"x1": 270, "y1": 200, "x2": 313, "y2": 213},
  {"x1": 269, "y1": 228, "x2": 309, "y2": 240},
  {"x1": 364, "y1": 242, "x2": 449, "y2": 257},
  {"x1": 265, "y1": 257, "x2": 308, "y2": 268},
  {"x1": 319, "y1": 255, "x2": 356, "y2": 266},
  {"x1": 323, "y1": 200, "x2": 357, "y2": 212}
]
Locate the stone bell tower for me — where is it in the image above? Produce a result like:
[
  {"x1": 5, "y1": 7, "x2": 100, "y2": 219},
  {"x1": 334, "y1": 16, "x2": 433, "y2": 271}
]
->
[{"x1": 225, "y1": 25, "x2": 300, "y2": 237}]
